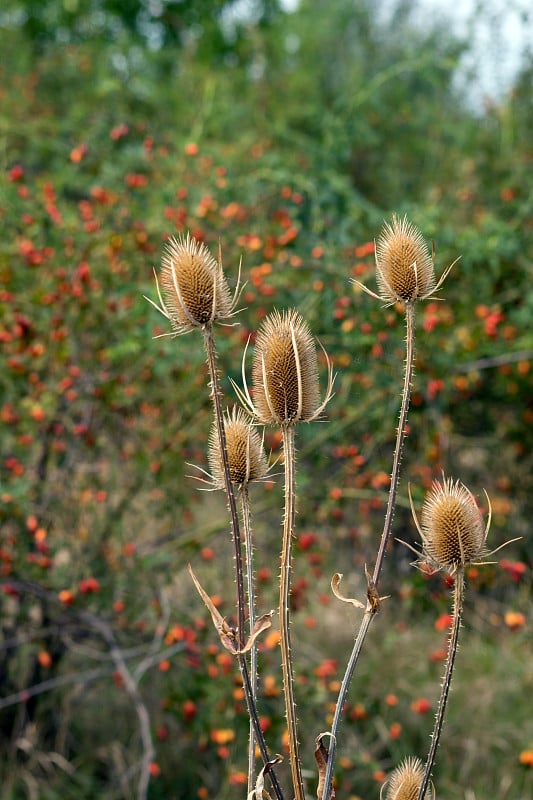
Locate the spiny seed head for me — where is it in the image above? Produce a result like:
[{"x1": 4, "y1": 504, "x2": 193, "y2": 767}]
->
[
  {"x1": 160, "y1": 234, "x2": 234, "y2": 332},
  {"x1": 376, "y1": 214, "x2": 435, "y2": 304},
  {"x1": 382, "y1": 757, "x2": 433, "y2": 800},
  {"x1": 251, "y1": 308, "x2": 323, "y2": 426},
  {"x1": 419, "y1": 476, "x2": 488, "y2": 571},
  {"x1": 208, "y1": 407, "x2": 268, "y2": 488}
]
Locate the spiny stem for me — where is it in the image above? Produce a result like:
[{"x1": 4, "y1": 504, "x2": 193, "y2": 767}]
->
[
  {"x1": 280, "y1": 425, "x2": 306, "y2": 800},
  {"x1": 373, "y1": 300, "x2": 415, "y2": 586},
  {"x1": 241, "y1": 485, "x2": 258, "y2": 797},
  {"x1": 202, "y1": 328, "x2": 284, "y2": 800},
  {"x1": 417, "y1": 568, "x2": 464, "y2": 800},
  {"x1": 320, "y1": 302, "x2": 416, "y2": 800},
  {"x1": 203, "y1": 327, "x2": 247, "y2": 643},
  {"x1": 319, "y1": 612, "x2": 372, "y2": 799}
]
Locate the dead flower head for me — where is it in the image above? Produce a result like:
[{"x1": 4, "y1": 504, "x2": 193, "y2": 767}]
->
[
  {"x1": 208, "y1": 407, "x2": 268, "y2": 489},
  {"x1": 410, "y1": 475, "x2": 491, "y2": 573},
  {"x1": 381, "y1": 757, "x2": 434, "y2": 800},
  {"x1": 147, "y1": 233, "x2": 241, "y2": 334},
  {"x1": 235, "y1": 308, "x2": 334, "y2": 427},
  {"x1": 353, "y1": 214, "x2": 456, "y2": 306}
]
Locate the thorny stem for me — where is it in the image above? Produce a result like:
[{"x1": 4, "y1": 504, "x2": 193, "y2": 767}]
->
[
  {"x1": 373, "y1": 301, "x2": 415, "y2": 587},
  {"x1": 319, "y1": 612, "x2": 373, "y2": 799},
  {"x1": 241, "y1": 485, "x2": 258, "y2": 797},
  {"x1": 320, "y1": 302, "x2": 416, "y2": 800},
  {"x1": 417, "y1": 568, "x2": 464, "y2": 800},
  {"x1": 202, "y1": 328, "x2": 284, "y2": 800},
  {"x1": 280, "y1": 426, "x2": 306, "y2": 800},
  {"x1": 203, "y1": 328, "x2": 247, "y2": 645}
]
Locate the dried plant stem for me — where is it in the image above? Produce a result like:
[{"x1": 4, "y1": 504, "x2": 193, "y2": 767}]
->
[
  {"x1": 417, "y1": 568, "x2": 464, "y2": 800},
  {"x1": 203, "y1": 328, "x2": 247, "y2": 643},
  {"x1": 240, "y1": 485, "x2": 259, "y2": 796},
  {"x1": 280, "y1": 425, "x2": 306, "y2": 800},
  {"x1": 321, "y1": 302, "x2": 416, "y2": 800},
  {"x1": 319, "y1": 611, "x2": 372, "y2": 799},
  {"x1": 373, "y1": 300, "x2": 415, "y2": 586},
  {"x1": 202, "y1": 329, "x2": 284, "y2": 800}
]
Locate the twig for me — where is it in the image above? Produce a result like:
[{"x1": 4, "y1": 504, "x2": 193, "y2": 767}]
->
[{"x1": 454, "y1": 349, "x2": 533, "y2": 373}]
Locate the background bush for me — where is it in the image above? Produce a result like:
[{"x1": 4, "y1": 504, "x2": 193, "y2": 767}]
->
[{"x1": 1, "y1": 1, "x2": 532, "y2": 798}]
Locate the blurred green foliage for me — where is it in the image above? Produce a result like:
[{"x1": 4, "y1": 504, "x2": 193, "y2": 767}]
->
[{"x1": 1, "y1": 0, "x2": 532, "y2": 798}]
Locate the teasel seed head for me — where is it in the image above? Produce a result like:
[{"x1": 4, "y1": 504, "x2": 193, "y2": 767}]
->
[
  {"x1": 411, "y1": 475, "x2": 490, "y2": 573},
  {"x1": 353, "y1": 214, "x2": 457, "y2": 306},
  {"x1": 149, "y1": 234, "x2": 239, "y2": 334},
  {"x1": 381, "y1": 757, "x2": 433, "y2": 800},
  {"x1": 208, "y1": 407, "x2": 268, "y2": 489},
  {"x1": 376, "y1": 214, "x2": 435, "y2": 304},
  {"x1": 238, "y1": 308, "x2": 334, "y2": 427}
]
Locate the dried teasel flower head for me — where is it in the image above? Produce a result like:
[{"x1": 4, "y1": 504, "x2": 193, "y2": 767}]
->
[
  {"x1": 381, "y1": 757, "x2": 434, "y2": 800},
  {"x1": 147, "y1": 234, "x2": 241, "y2": 334},
  {"x1": 353, "y1": 214, "x2": 456, "y2": 307},
  {"x1": 410, "y1": 475, "x2": 490, "y2": 573},
  {"x1": 208, "y1": 407, "x2": 268, "y2": 489},
  {"x1": 235, "y1": 308, "x2": 334, "y2": 427},
  {"x1": 376, "y1": 214, "x2": 435, "y2": 304}
]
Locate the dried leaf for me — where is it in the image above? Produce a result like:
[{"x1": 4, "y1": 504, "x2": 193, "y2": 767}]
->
[
  {"x1": 315, "y1": 733, "x2": 335, "y2": 800},
  {"x1": 248, "y1": 755, "x2": 283, "y2": 800},
  {"x1": 331, "y1": 573, "x2": 365, "y2": 609},
  {"x1": 188, "y1": 566, "x2": 274, "y2": 655},
  {"x1": 187, "y1": 564, "x2": 239, "y2": 653},
  {"x1": 238, "y1": 611, "x2": 274, "y2": 655}
]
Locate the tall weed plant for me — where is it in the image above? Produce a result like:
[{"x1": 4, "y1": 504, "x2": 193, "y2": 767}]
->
[{"x1": 148, "y1": 219, "x2": 516, "y2": 800}]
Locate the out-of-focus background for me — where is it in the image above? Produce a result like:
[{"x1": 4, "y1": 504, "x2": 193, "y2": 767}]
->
[{"x1": 1, "y1": 1, "x2": 532, "y2": 798}]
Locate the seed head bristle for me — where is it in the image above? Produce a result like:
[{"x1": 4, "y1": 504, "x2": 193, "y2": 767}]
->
[
  {"x1": 160, "y1": 234, "x2": 234, "y2": 332},
  {"x1": 382, "y1": 757, "x2": 432, "y2": 800},
  {"x1": 420, "y1": 476, "x2": 487, "y2": 571},
  {"x1": 251, "y1": 308, "x2": 323, "y2": 426},
  {"x1": 208, "y1": 407, "x2": 268, "y2": 488},
  {"x1": 376, "y1": 214, "x2": 435, "y2": 304}
]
